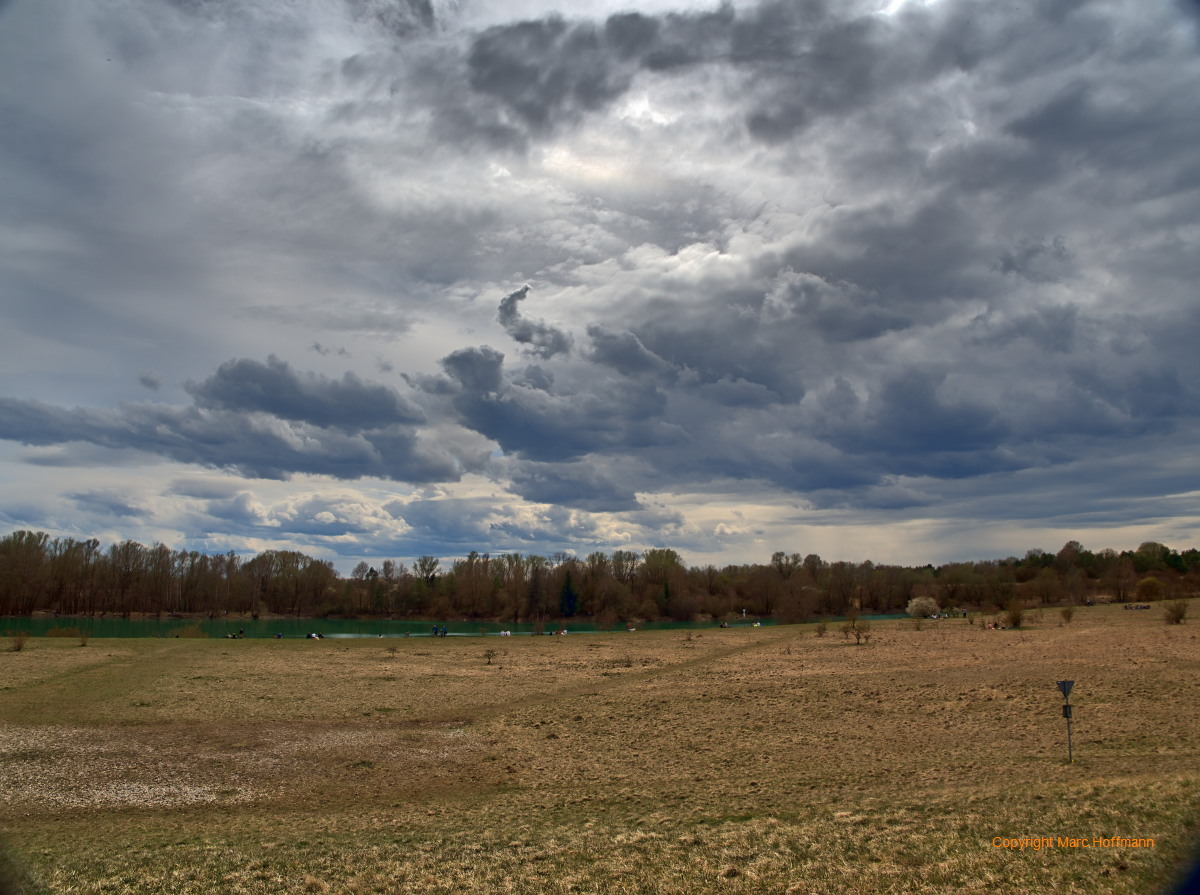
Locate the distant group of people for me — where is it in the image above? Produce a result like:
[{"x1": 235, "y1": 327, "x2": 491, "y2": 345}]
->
[
  {"x1": 432, "y1": 625, "x2": 448, "y2": 637},
  {"x1": 223, "y1": 628, "x2": 246, "y2": 639},
  {"x1": 305, "y1": 632, "x2": 324, "y2": 639},
  {"x1": 1124, "y1": 604, "x2": 1153, "y2": 610}
]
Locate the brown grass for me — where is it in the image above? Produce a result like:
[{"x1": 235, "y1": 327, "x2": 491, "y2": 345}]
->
[{"x1": 1, "y1": 603, "x2": 1198, "y2": 893}]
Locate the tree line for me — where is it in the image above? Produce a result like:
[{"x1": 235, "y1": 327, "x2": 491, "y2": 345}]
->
[{"x1": 0, "y1": 530, "x2": 1195, "y2": 622}]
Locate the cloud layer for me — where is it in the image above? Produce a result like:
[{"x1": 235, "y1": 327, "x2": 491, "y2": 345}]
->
[{"x1": 1, "y1": 0, "x2": 1198, "y2": 569}]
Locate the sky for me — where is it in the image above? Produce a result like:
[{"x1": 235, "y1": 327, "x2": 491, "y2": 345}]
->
[{"x1": 1, "y1": 0, "x2": 1199, "y2": 573}]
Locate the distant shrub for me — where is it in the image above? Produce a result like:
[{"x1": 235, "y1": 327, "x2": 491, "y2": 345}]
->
[
  {"x1": 1004, "y1": 600, "x2": 1025, "y2": 629},
  {"x1": 1059, "y1": 606, "x2": 1075, "y2": 624},
  {"x1": 839, "y1": 617, "x2": 872, "y2": 645},
  {"x1": 1136, "y1": 577, "x2": 1165, "y2": 602},
  {"x1": 9, "y1": 631, "x2": 28, "y2": 652},
  {"x1": 907, "y1": 596, "x2": 939, "y2": 618},
  {"x1": 1164, "y1": 600, "x2": 1188, "y2": 625},
  {"x1": 171, "y1": 623, "x2": 207, "y2": 638},
  {"x1": 79, "y1": 630, "x2": 89, "y2": 647},
  {"x1": 814, "y1": 621, "x2": 827, "y2": 637},
  {"x1": 839, "y1": 609, "x2": 871, "y2": 644}
]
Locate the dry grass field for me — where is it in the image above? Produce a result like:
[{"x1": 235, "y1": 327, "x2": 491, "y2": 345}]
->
[{"x1": 1, "y1": 603, "x2": 1198, "y2": 894}]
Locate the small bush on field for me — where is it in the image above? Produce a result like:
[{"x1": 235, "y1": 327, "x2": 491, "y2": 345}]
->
[
  {"x1": 1004, "y1": 600, "x2": 1025, "y2": 629},
  {"x1": 814, "y1": 621, "x2": 827, "y2": 637},
  {"x1": 171, "y1": 623, "x2": 207, "y2": 638},
  {"x1": 839, "y1": 611, "x2": 872, "y2": 645},
  {"x1": 9, "y1": 631, "x2": 28, "y2": 652},
  {"x1": 907, "y1": 596, "x2": 939, "y2": 618},
  {"x1": 46, "y1": 626, "x2": 82, "y2": 638},
  {"x1": 79, "y1": 630, "x2": 89, "y2": 647},
  {"x1": 1060, "y1": 606, "x2": 1075, "y2": 624},
  {"x1": 1164, "y1": 600, "x2": 1188, "y2": 625}
]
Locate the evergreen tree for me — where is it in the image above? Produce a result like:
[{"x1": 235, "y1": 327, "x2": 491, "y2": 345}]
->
[{"x1": 559, "y1": 570, "x2": 579, "y2": 618}]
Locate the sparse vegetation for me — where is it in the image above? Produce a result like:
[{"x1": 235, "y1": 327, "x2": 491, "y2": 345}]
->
[
  {"x1": 1004, "y1": 599, "x2": 1025, "y2": 629},
  {"x1": 0, "y1": 605, "x2": 1197, "y2": 895},
  {"x1": 1164, "y1": 599, "x2": 1188, "y2": 625},
  {"x1": 8, "y1": 631, "x2": 27, "y2": 652},
  {"x1": 839, "y1": 608, "x2": 872, "y2": 645},
  {"x1": 1060, "y1": 605, "x2": 1075, "y2": 624}
]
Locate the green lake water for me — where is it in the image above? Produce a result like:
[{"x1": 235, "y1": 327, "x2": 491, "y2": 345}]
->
[{"x1": 0, "y1": 616, "x2": 785, "y2": 639}]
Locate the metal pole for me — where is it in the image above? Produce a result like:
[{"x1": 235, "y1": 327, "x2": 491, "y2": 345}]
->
[{"x1": 1057, "y1": 681, "x2": 1075, "y2": 764}]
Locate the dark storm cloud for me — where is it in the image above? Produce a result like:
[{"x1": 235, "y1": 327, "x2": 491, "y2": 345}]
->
[
  {"x1": 507, "y1": 461, "x2": 641, "y2": 512},
  {"x1": 633, "y1": 303, "x2": 805, "y2": 404},
  {"x1": 781, "y1": 194, "x2": 990, "y2": 316},
  {"x1": 68, "y1": 490, "x2": 143, "y2": 518},
  {"x1": 449, "y1": 0, "x2": 1072, "y2": 150},
  {"x1": 496, "y1": 285, "x2": 573, "y2": 359},
  {"x1": 585, "y1": 325, "x2": 673, "y2": 377},
  {"x1": 762, "y1": 270, "x2": 913, "y2": 343},
  {"x1": 691, "y1": 376, "x2": 778, "y2": 409},
  {"x1": 815, "y1": 368, "x2": 1011, "y2": 475},
  {"x1": 436, "y1": 345, "x2": 680, "y2": 463},
  {"x1": 439, "y1": 346, "x2": 505, "y2": 395},
  {"x1": 1003, "y1": 83, "x2": 1199, "y2": 191},
  {"x1": 186, "y1": 355, "x2": 423, "y2": 430},
  {"x1": 742, "y1": 16, "x2": 884, "y2": 142},
  {"x1": 515, "y1": 365, "x2": 554, "y2": 391},
  {"x1": 4, "y1": 0, "x2": 1200, "y2": 563},
  {"x1": 467, "y1": 17, "x2": 636, "y2": 135},
  {"x1": 968, "y1": 304, "x2": 1082, "y2": 354},
  {"x1": 447, "y1": 2, "x2": 890, "y2": 146},
  {"x1": 0, "y1": 359, "x2": 457, "y2": 483},
  {"x1": 993, "y1": 236, "x2": 1071, "y2": 284}
]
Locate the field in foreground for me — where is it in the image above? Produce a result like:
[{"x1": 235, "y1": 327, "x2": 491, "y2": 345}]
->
[{"x1": 1, "y1": 605, "x2": 1198, "y2": 894}]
